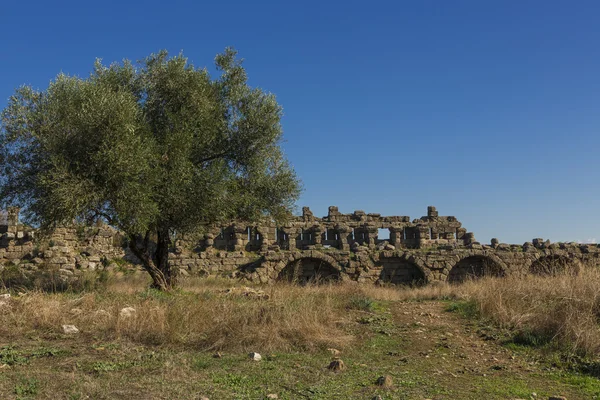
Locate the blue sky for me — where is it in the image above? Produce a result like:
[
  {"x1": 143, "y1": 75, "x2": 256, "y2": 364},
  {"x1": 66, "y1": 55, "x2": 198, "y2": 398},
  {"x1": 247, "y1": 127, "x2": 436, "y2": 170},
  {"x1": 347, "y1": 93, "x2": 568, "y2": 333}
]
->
[{"x1": 1, "y1": 0, "x2": 598, "y2": 244}]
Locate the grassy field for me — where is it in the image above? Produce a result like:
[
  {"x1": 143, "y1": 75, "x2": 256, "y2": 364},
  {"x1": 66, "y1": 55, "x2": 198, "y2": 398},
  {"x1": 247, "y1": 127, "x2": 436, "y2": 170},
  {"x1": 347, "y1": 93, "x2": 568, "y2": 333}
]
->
[{"x1": 1, "y1": 270, "x2": 600, "y2": 399}]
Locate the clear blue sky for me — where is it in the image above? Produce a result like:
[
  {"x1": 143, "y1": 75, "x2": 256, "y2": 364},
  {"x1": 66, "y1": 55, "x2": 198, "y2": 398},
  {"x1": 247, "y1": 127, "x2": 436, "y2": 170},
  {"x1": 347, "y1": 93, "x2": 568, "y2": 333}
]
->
[{"x1": 1, "y1": 1, "x2": 598, "y2": 244}]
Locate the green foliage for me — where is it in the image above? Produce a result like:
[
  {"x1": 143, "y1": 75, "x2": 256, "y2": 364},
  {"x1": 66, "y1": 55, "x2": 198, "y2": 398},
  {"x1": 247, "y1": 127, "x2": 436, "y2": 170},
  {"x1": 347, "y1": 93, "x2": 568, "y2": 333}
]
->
[
  {"x1": 0, "y1": 48, "x2": 300, "y2": 232},
  {"x1": 511, "y1": 328, "x2": 553, "y2": 347},
  {"x1": 14, "y1": 377, "x2": 39, "y2": 397},
  {"x1": 347, "y1": 295, "x2": 375, "y2": 312},
  {"x1": 0, "y1": 346, "x2": 65, "y2": 366},
  {"x1": 445, "y1": 300, "x2": 479, "y2": 318},
  {"x1": 0, "y1": 48, "x2": 301, "y2": 288}
]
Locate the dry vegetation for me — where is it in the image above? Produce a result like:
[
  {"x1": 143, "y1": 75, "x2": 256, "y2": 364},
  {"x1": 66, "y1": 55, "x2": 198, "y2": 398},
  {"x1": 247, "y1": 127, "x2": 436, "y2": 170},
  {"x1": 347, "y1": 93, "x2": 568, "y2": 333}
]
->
[
  {"x1": 2, "y1": 267, "x2": 600, "y2": 359},
  {"x1": 2, "y1": 266, "x2": 600, "y2": 398},
  {"x1": 466, "y1": 269, "x2": 600, "y2": 358},
  {"x1": 0, "y1": 278, "x2": 352, "y2": 353}
]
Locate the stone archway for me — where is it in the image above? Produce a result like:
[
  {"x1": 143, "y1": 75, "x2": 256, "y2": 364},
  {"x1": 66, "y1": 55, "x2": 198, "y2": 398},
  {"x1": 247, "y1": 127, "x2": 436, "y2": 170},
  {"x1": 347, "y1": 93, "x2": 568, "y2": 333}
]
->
[
  {"x1": 448, "y1": 255, "x2": 505, "y2": 283},
  {"x1": 278, "y1": 257, "x2": 340, "y2": 284},
  {"x1": 378, "y1": 257, "x2": 426, "y2": 286},
  {"x1": 529, "y1": 255, "x2": 579, "y2": 276}
]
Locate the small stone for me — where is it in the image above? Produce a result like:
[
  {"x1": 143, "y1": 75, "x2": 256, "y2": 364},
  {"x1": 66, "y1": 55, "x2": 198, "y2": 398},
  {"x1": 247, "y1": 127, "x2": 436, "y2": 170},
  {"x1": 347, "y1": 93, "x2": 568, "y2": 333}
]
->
[
  {"x1": 327, "y1": 348, "x2": 341, "y2": 356},
  {"x1": 376, "y1": 375, "x2": 393, "y2": 387},
  {"x1": 119, "y1": 307, "x2": 136, "y2": 318},
  {"x1": 371, "y1": 396, "x2": 383, "y2": 400},
  {"x1": 0, "y1": 294, "x2": 11, "y2": 299},
  {"x1": 266, "y1": 395, "x2": 278, "y2": 399},
  {"x1": 548, "y1": 397, "x2": 567, "y2": 400},
  {"x1": 62, "y1": 325, "x2": 79, "y2": 334},
  {"x1": 249, "y1": 352, "x2": 262, "y2": 361},
  {"x1": 327, "y1": 359, "x2": 345, "y2": 372}
]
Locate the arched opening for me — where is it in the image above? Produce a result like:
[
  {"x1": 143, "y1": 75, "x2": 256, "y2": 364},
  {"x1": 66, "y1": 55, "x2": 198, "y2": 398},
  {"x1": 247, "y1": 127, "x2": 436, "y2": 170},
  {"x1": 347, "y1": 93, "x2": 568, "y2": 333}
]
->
[
  {"x1": 529, "y1": 256, "x2": 578, "y2": 276},
  {"x1": 378, "y1": 258, "x2": 426, "y2": 286},
  {"x1": 278, "y1": 257, "x2": 340, "y2": 284},
  {"x1": 448, "y1": 256, "x2": 504, "y2": 283}
]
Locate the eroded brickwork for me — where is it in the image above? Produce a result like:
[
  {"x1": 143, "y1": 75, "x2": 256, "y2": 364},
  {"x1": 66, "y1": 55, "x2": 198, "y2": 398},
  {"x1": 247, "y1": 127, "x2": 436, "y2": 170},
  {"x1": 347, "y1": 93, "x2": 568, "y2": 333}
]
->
[{"x1": 1, "y1": 206, "x2": 599, "y2": 285}]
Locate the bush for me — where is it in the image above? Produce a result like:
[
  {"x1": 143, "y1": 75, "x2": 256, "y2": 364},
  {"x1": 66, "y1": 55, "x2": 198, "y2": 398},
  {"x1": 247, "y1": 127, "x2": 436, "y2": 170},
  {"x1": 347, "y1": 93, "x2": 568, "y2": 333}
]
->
[{"x1": 0, "y1": 264, "x2": 109, "y2": 293}]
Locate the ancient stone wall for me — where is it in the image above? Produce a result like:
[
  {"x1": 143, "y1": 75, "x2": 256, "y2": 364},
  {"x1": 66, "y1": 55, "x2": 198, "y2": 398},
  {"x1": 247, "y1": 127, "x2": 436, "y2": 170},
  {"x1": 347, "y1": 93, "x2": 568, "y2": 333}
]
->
[
  {"x1": 0, "y1": 207, "x2": 126, "y2": 279},
  {"x1": 1, "y1": 206, "x2": 599, "y2": 285}
]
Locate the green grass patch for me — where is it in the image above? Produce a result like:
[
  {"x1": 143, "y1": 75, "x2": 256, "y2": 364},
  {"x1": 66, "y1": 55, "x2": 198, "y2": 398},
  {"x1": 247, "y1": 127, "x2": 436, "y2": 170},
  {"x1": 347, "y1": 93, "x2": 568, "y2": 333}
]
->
[
  {"x1": 445, "y1": 300, "x2": 478, "y2": 318},
  {"x1": 0, "y1": 346, "x2": 66, "y2": 366}
]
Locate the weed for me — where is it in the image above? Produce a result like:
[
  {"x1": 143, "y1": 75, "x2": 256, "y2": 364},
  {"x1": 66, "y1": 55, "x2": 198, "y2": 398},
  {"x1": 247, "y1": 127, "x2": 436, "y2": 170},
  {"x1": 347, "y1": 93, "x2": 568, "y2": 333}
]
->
[
  {"x1": 14, "y1": 377, "x2": 39, "y2": 397},
  {"x1": 0, "y1": 346, "x2": 65, "y2": 366},
  {"x1": 445, "y1": 300, "x2": 478, "y2": 318},
  {"x1": 347, "y1": 295, "x2": 375, "y2": 311}
]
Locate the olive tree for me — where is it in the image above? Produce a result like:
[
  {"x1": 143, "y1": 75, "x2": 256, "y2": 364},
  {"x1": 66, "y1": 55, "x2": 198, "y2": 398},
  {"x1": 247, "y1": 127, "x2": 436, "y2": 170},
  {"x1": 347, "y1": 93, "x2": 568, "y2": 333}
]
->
[{"x1": 0, "y1": 49, "x2": 301, "y2": 290}]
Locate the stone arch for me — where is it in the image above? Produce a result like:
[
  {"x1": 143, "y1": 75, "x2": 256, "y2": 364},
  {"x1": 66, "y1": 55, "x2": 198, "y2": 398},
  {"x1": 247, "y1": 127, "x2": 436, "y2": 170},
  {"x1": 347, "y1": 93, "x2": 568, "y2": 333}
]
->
[
  {"x1": 276, "y1": 252, "x2": 342, "y2": 284},
  {"x1": 448, "y1": 255, "x2": 505, "y2": 283},
  {"x1": 529, "y1": 255, "x2": 580, "y2": 276},
  {"x1": 377, "y1": 257, "x2": 427, "y2": 286}
]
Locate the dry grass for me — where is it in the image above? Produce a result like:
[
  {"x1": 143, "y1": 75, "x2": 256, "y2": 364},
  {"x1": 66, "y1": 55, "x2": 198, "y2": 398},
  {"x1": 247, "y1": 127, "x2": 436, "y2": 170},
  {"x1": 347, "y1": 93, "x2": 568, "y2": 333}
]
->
[
  {"x1": 2, "y1": 266, "x2": 600, "y2": 358},
  {"x1": 0, "y1": 277, "x2": 368, "y2": 353},
  {"x1": 461, "y1": 268, "x2": 600, "y2": 357}
]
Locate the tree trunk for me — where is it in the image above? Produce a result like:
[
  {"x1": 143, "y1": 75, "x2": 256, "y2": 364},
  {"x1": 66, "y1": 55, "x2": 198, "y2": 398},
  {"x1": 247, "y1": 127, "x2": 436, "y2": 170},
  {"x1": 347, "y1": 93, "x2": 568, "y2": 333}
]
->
[
  {"x1": 156, "y1": 226, "x2": 177, "y2": 288},
  {"x1": 128, "y1": 228, "x2": 175, "y2": 291}
]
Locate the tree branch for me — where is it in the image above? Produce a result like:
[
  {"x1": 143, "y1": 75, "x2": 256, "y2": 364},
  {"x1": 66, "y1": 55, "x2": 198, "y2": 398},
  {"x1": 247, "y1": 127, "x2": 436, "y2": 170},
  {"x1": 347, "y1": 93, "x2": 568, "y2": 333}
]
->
[{"x1": 198, "y1": 151, "x2": 229, "y2": 164}]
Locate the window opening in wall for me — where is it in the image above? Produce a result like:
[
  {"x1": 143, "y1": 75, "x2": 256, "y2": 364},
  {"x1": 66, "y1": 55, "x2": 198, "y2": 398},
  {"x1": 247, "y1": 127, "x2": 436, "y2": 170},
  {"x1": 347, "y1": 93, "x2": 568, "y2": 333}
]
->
[
  {"x1": 324, "y1": 230, "x2": 328, "y2": 241},
  {"x1": 403, "y1": 227, "x2": 407, "y2": 241},
  {"x1": 351, "y1": 229, "x2": 355, "y2": 240},
  {"x1": 429, "y1": 228, "x2": 433, "y2": 240},
  {"x1": 377, "y1": 228, "x2": 390, "y2": 241},
  {"x1": 456, "y1": 229, "x2": 459, "y2": 240},
  {"x1": 247, "y1": 227, "x2": 251, "y2": 241}
]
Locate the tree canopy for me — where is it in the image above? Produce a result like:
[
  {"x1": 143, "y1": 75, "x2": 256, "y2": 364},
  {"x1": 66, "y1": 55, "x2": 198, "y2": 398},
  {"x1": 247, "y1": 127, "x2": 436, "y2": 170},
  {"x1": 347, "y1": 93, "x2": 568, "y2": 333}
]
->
[{"x1": 0, "y1": 48, "x2": 301, "y2": 290}]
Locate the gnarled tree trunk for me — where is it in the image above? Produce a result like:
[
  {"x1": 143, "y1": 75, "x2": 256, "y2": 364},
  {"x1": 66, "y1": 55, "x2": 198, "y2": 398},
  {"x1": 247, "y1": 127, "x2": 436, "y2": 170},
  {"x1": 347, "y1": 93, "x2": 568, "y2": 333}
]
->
[{"x1": 128, "y1": 228, "x2": 176, "y2": 291}]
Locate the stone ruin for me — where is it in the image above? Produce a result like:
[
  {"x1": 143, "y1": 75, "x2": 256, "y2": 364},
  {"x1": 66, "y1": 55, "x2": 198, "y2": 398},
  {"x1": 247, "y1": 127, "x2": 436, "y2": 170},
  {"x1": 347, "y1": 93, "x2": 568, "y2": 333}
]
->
[
  {"x1": 1, "y1": 206, "x2": 599, "y2": 286},
  {"x1": 199, "y1": 206, "x2": 474, "y2": 253}
]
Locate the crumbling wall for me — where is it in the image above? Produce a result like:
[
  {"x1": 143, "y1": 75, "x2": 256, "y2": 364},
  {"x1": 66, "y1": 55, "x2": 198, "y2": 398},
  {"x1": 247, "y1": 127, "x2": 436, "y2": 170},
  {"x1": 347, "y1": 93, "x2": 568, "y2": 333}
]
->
[
  {"x1": 2, "y1": 206, "x2": 599, "y2": 286},
  {"x1": 0, "y1": 208, "x2": 126, "y2": 279}
]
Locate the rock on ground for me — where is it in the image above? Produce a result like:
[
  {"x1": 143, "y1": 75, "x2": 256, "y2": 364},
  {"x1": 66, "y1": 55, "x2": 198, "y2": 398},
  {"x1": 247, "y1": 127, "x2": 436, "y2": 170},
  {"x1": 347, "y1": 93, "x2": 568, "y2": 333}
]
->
[
  {"x1": 249, "y1": 352, "x2": 262, "y2": 361},
  {"x1": 62, "y1": 325, "x2": 79, "y2": 334},
  {"x1": 119, "y1": 307, "x2": 136, "y2": 318}
]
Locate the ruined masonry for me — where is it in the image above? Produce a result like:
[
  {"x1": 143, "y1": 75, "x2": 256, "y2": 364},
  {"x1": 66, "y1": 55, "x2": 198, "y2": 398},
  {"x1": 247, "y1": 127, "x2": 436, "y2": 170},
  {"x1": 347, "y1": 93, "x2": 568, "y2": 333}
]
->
[{"x1": 1, "y1": 206, "x2": 599, "y2": 285}]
